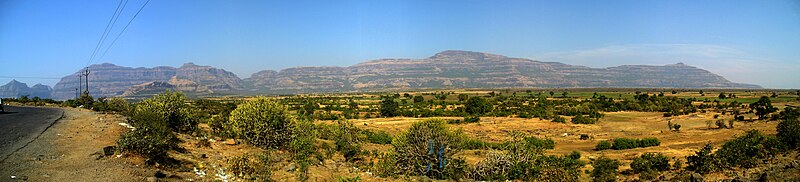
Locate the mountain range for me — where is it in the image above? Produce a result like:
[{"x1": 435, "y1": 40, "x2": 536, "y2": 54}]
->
[
  {"x1": 7, "y1": 50, "x2": 761, "y2": 100},
  {"x1": 0, "y1": 80, "x2": 52, "y2": 99}
]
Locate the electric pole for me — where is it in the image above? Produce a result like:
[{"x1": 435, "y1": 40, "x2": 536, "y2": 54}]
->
[
  {"x1": 78, "y1": 74, "x2": 82, "y2": 95},
  {"x1": 82, "y1": 67, "x2": 90, "y2": 96}
]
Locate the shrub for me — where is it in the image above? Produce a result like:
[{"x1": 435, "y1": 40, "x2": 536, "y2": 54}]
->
[
  {"x1": 463, "y1": 116, "x2": 480, "y2": 123},
  {"x1": 228, "y1": 97, "x2": 293, "y2": 149},
  {"x1": 392, "y1": 118, "x2": 465, "y2": 179},
  {"x1": 638, "y1": 137, "x2": 661, "y2": 147},
  {"x1": 611, "y1": 138, "x2": 640, "y2": 150},
  {"x1": 334, "y1": 119, "x2": 362, "y2": 162},
  {"x1": 116, "y1": 110, "x2": 178, "y2": 162},
  {"x1": 715, "y1": 130, "x2": 782, "y2": 168},
  {"x1": 465, "y1": 96, "x2": 492, "y2": 115},
  {"x1": 362, "y1": 129, "x2": 392, "y2": 144},
  {"x1": 571, "y1": 115, "x2": 596, "y2": 124},
  {"x1": 290, "y1": 119, "x2": 317, "y2": 181},
  {"x1": 551, "y1": 115, "x2": 566, "y2": 123},
  {"x1": 631, "y1": 153, "x2": 670, "y2": 180},
  {"x1": 686, "y1": 144, "x2": 718, "y2": 174},
  {"x1": 379, "y1": 97, "x2": 399, "y2": 117},
  {"x1": 591, "y1": 156, "x2": 620, "y2": 182},
  {"x1": 106, "y1": 97, "x2": 131, "y2": 114},
  {"x1": 595, "y1": 140, "x2": 612, "y2": 151},
  {"x1": 227, "y1": 152, "x2": 272, "y2": 180},
  {"x1": 777, "y1": 108, "x2": 800, "y2": 149},
  {"x1": 132, "y1": 91, "x2": 196, "y2": 133}
]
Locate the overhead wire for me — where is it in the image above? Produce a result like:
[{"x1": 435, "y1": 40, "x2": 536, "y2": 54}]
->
[
  {"x1": 93, "y1": 0, "x2": 151, "y2": 65},
  {"x1": 86, "y1": 0, "x2": 128, "y2": 67}
]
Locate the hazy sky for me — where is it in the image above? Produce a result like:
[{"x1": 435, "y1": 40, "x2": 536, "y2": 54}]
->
[{"x1": 1, "y1": 0, "x2": 799, "y2": 88}]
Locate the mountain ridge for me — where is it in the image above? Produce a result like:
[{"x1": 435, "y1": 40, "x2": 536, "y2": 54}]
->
[{"x1": 46, "y1": 50, "x2": 760, "y2": 100}]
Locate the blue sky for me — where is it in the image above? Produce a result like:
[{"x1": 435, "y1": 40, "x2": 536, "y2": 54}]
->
[{"x1": 1, "y1": 0, "x2": 799, "y2": 88}]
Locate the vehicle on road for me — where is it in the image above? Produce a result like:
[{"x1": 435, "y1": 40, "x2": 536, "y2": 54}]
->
[{"x1": 0, "y1": 98, "x2": 4, "y2": 113}]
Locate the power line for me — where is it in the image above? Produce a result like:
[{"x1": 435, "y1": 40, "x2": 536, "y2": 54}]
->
[
  {"x1": 86, "y1": 0, "x2": 128, "y2": 66},
  {"x1": 93, "y1": 0, "x2": 151, "y2": 64}
]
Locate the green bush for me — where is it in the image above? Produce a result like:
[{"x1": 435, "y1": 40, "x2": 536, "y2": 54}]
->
[
  {"x1": 591, "y1": 156, "x2": 620, "y2": 182},
  {"x1": 611, "y1": 138, "x2": 640, "y2": 150},
  {"x1": 334, "y1": 119, "x2": 362, "y2": 162},
  {"x1": 469, "y1": 132, "x2": 576, "y2": 181},
  {"x1": 551, "y1": 115, "x2": 566, "y2": 123},
  {"x1": 132, "y1": 91, "x2": 197, "y2": 133},
  {"x1": 686, "y1": 144, "x2": 719, "y2": 174},
  {"x1": 638, "y1": 137, "x2": 661, "y2": 147},
  {"x1": 595, "y1": 140, "x2": 612, "y2": 150},
  {"x1": 392, "y1": 118, "x2": 466, "y2": 179},
  {"x1": 116, "y1": 110, "x2": 178, "y2": 162},
  {"x1": 571, "y1": 115, "x2": 596, "y2": 124},
  {"x1": 379, "y1": 97, "x2": 399, "y2": 117},
  {"x1": 106, "y1": 97, "x2": 131, "y2": 114},
  {"x1": 631, "y1": 153, "x2": 670, "y2": 180},
  {"x1": 463, "y1": 116, "x2": 480, "y2": 123},
  {"x1": 465, "y1": 96, "x2": 492, "y2": 115},
  {"x1": 228, "y1": 97, "x2": 293, "y2": 149},
  {"x1": 777, "y1": 107, "x2": 800, "y2": 149},
  {"x1": 715, "y1": 130, "x2": 782, "y2": 168},
  {"x1": 227, "y1": 152, "x2": 272, "y2": 180},
  {"x1": 290, "y1": 119, "x2": 318, "y2": 181},
  {"x1": 362, "y1": 129, "x2": 393, "y2": 144}
]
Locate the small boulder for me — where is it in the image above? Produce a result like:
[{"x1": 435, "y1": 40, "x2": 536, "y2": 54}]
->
[{"x1": 224, "y1": 139, "x2": 236, "y2": 145}]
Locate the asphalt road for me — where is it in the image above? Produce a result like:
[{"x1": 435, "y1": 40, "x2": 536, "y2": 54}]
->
[{"x1": 0, "y1": 105, "x2": 63, "y2": 162}]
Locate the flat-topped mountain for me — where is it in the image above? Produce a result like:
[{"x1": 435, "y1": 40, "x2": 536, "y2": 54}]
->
[
  {"x1": 51, "y1": 63, "x2": 242, "y2": 100},
  {"x1": 245, "y1": 50, "x2": 759, "y2": 93},
  {"x1": 50, "y1": 50, "x2": 760, "y2": 99}
]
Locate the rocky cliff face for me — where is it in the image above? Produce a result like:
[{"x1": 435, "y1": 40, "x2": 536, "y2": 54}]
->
[
  {"x1": 245, "y1": 50, "x2": 760, "y2": 93},
  {"x1": 51, "y1": 63, "x2": 242, "y2": 100},
  {"x1": 0, "y1": 80, "x2": 52, "y2": 98},
  {"x1": 51, "y1": 50, "x2": 760, "y2": 99}
]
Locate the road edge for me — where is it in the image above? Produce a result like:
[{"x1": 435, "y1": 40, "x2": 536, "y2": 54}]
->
[{"x1": 0, "y1": 107, "x2": 65, "y2": 163}]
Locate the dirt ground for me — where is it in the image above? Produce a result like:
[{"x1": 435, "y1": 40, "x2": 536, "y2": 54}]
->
[
  {"x1": 348, "y1": 111, "x2": 782, "y2": 181},
  {"x1": 0, "y1": 107, "x2": 159, "y2": 182}
]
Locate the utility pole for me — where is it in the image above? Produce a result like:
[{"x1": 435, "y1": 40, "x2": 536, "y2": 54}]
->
[
  {"x1": 75, "y1": 88, "x2": 79, "y2": 99},
  {"x1": 78, "y1": 74, "x2": 83, "y2": 96},
  {"x1": 82, "y1": 67, "x2": 90, "y2": 96}
]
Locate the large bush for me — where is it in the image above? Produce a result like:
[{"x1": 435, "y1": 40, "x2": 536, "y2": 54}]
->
[
  {"x1": 630, "y1": 153, "x2": 670, "y2": 180},
  {"x1": 465, "y1": 96, "x2": 492, "y2": 115},
  {"x1": 686, "y1": 144, "x2": 719, "y2": 174},
  {"x1": 595, "y1": 140, "x2": 612, "y2": 150},
  {"x1": 469, "y1": 132, "x2": 577, "y2": 181},
  {"x1": 379, "y1": 97, "x2": 400, "y2": 117},
  {"x1": 715, "y1": 130, "x2": 782, "y2": 168},
  {"x1": 132, "y1": 91, "x2": 197, "y2": 133},
  {"x1": 392, "y1": 118, "x2": 466, "y2": 179},
  {"x1": 334, "y1": 119, "x2": 362, "y2": 162},
  {"x1": 591, "y1": 156, "x2": 620, "y2": 182},
  {"x1": 777, "y1": 107, "x2": 800, "y2": 149},
  {"x1": 116, "y1": 109, "x2": 178, "y2": 162},
  {"x1": 228, "y1": 96, "x2": 294, "y2": 149}
]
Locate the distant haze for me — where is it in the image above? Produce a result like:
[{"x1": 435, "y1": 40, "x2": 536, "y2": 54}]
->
[{"x1": 1, "y1": 0, "x2": 798, "y2": 88}]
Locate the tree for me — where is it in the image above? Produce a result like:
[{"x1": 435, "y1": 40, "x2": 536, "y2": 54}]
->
[
  {"x1": 591, "y1": 156, "x2": 620, "y2": 182},
  {"x1": 777, "y1": 107, "x2": 800, "y2": 149},
  {"x1": 718, "y1": 92, "x2": 727, "y2": 100},
  {"x1": 561, "y1": 91, "x2": 568, "y2": 98},
  {"x1": 412, "y1": 95, "x2": 424, "y2": 103},
  {"x1": 380, "y1": 97, "x2": 400, "y2": 117},
  {"x1": 549, "y1": 91, "x2": 555, "y2": 97},
  {"x1": 750, "y1": 96, "x2": 777, "y2": 120},
  {"x1": 465, "y1": 96, "x2": 492, "y2": 115},
  {"x1": 457, "y1": 94, "x2": 469, "y2": 102},
  {"x1": 687, "y1": 144, "x2": 718, "y2": 174}
]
